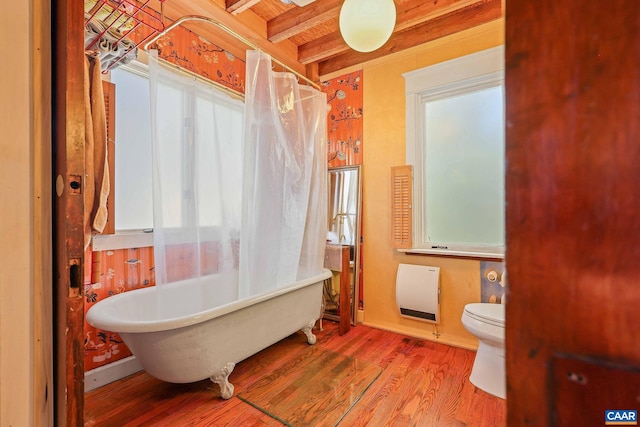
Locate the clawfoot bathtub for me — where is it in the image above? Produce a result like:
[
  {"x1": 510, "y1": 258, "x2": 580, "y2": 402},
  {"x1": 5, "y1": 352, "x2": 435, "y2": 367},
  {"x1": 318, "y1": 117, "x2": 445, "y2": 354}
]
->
[{"x1": 86, "y1": 269, "x2": 332, "y2": 399}]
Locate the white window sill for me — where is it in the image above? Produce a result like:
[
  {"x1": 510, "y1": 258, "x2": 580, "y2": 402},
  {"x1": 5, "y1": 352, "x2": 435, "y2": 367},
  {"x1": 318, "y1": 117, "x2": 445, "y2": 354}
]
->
[
  {"x1": 398, "y1": 247, "x2": 504, "y2": 260},
  {"x1": 92, "y1": 230, "x2": 153, "y2": 252}
]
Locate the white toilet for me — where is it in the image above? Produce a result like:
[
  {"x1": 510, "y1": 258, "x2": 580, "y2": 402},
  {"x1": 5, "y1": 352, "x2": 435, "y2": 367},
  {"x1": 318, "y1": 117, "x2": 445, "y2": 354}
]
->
[{"x1": 461, "y1": 302, "x2": 506, "y2": 399}]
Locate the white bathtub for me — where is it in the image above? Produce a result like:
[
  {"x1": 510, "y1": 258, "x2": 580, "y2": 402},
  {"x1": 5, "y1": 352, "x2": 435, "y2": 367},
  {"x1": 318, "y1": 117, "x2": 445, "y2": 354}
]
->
[{"x1": 86, "y1": 269, "x2": 332, "y2": 399}]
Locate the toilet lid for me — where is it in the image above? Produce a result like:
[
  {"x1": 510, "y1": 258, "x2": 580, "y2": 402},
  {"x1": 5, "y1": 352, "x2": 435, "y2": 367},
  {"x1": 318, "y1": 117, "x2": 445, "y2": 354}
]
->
[{"x1": 464, "y1": 303, "x2": 505, "y2": 327}]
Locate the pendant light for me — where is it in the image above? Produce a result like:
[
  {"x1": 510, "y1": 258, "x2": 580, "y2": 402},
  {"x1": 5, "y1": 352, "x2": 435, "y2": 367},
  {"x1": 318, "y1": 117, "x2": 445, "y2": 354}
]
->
[{"x1": 339, "y1": 0, "x2": 397, "y2": 53}]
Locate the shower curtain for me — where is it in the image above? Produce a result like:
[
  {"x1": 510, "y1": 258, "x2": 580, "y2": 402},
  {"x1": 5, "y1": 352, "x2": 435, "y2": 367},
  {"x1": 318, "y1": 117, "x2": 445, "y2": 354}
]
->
[
  {"x1": 149, "y1": 49, "x2": 327, "y2": 304},
  {"x1": 148, "y1": 51, "x2": 244, "y2": 307},
  {"x1": 240, "y1": 50, "x2": 327, "y2": 297}
]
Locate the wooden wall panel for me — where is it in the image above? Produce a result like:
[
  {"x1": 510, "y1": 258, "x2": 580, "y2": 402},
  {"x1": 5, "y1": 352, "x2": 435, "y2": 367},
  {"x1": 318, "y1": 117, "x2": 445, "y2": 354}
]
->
[
  {"x1": 34, "y1": 0, "x2": 54, "y2": 424},
  {"x1": 324, "y1": 70, "x2": 363, "y2": 167},
  {"x1": 0, "y1": 0, "x2": 52, "y2": 424},
  {"x1": 54, "y1": 0, "x2": 86, "y2": 424},
  {"x1": 505, "y1": 0, "x2": 640, "y2": 424},
  {"x1": 84, "y1": 247, "x2": 155, "y2": 371}
]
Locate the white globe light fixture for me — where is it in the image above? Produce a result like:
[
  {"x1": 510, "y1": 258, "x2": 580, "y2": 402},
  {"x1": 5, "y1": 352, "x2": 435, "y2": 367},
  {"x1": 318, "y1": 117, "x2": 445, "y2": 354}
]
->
[{"x1": 339, "y1": 0, "x2": 397, "y2": 53}]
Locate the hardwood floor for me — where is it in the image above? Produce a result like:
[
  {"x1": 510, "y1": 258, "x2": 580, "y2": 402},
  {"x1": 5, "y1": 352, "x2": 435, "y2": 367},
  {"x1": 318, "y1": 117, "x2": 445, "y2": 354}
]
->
[{"x1": 85, "y1": 321, "x2": 505, "y2": 426}]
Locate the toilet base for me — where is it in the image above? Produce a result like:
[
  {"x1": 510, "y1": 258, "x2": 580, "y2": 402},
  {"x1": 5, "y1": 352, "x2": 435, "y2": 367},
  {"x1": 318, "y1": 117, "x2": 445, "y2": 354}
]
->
[{"x1": 469, "y1": 341, "x2": 505, "y2": 399}]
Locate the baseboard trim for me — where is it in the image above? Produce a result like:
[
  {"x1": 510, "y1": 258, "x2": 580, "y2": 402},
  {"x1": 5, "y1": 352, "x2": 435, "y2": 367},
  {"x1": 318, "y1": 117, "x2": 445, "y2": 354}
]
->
[
  {"x1": 84, "y1": 356, "x2": 143, "y2": 392},
  {"x1": 362, "y1": 320, "x2": 478, "y2": 351}
]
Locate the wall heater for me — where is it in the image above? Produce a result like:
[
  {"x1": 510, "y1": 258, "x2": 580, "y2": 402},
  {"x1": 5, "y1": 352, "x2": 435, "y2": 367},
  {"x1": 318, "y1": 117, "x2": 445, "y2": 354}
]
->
[{"x1": 395, "y1": 263, "x2": 440, "y2": 324}]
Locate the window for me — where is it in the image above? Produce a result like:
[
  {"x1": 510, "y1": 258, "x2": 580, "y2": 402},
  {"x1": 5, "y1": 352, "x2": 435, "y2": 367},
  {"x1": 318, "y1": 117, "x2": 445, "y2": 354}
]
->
[
  {"x1": 110, "y1": 64, "x2": 245, "y2": 231},
  {"x1": 152, "y1": 79, "x2": 244, "y2": 230},
  {"x1": 403, "y1": 46, "x2": 505, "y2": 258},
  {"x1": 94, "y1": 62, "x2": 245, "y2": 252},
  {"x1": 110, "y1": 64, "x2": 154, "y2": 231}
]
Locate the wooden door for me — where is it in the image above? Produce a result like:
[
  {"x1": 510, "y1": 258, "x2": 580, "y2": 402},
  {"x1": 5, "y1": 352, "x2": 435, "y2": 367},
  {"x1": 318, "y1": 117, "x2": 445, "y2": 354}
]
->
[
  {"x1": 505, "y1": 1, "x2": 640, "y2": 425},
  {"x1": 54, "y1": 0, "x2": 86, "y2": 424}
]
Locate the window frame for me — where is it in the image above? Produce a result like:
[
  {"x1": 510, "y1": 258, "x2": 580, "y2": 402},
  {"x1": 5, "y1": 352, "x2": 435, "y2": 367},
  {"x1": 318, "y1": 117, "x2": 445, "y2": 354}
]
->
[
  {"x1": 94, "y1": 60, "x2": 154, "y2": 251},
  {"x1": 93, "y1": 59, "x2": 246, "y2": 252},
  {"x1": 402, "y1": 45, "x2": 505, "y2": 259}
]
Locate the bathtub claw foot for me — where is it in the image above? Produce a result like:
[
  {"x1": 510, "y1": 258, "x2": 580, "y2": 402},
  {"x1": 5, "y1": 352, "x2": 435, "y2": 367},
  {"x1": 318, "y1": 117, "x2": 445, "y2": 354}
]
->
[
  {"x1": 210, "y1": 362, "x2": 235, "y2": 399},
  {"x1": 302, "y1": 319, "x2": 317, "y2": 345}
]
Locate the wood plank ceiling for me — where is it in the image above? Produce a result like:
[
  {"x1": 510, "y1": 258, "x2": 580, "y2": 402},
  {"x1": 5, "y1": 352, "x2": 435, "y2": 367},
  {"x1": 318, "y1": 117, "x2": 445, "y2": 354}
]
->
[{"x1": 161, "y1": 0, "x2": 502, "y2": 79}]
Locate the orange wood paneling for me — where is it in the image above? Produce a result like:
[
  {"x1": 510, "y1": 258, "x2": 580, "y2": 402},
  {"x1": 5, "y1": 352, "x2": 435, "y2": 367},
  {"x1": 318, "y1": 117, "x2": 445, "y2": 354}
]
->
[
  {"x1": 151, "y1": 26, "x2": 246, "y2": 94},
  {"x1": 323, "y1": 70, "x2": 363, "y2": 167},
  {"x1": 84, "y1": 246, "x2": 155, "y2": 371}
]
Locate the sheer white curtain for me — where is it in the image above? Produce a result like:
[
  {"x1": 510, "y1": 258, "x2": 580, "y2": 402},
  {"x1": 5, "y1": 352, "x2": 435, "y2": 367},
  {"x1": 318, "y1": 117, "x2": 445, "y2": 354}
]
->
[
  {"x1": 240, "y1": 50, "x2": 327, "y2": 297},
  {"x1": 297, "y1": 84, "x2": 328, "y2": 280},
  {"x1": 148, "y1": 51, "x2": 244, "y2": 307}
]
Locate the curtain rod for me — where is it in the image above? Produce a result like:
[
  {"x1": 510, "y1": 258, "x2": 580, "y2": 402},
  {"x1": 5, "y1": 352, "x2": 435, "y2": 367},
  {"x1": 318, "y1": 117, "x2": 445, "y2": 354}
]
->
[{"x1": 143, "y1": 14, "x2": 321, "y2": 94}]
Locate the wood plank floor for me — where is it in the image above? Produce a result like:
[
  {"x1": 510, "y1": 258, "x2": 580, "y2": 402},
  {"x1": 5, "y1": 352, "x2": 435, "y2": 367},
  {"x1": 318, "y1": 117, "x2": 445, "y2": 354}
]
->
[{"x1": 85, "y1": 321, "x2": 505, "y2": 426}]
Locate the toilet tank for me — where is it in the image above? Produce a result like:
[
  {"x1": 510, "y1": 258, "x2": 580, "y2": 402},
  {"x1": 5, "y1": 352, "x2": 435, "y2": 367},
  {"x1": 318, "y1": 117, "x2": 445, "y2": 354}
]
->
[{"x1": 395, "y1": 264, "x2": 440, "y2": 324}]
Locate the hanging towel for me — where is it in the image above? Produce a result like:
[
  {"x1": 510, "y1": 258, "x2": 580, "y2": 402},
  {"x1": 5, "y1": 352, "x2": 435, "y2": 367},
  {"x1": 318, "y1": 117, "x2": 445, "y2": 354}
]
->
[
  {"x1": 83, "y1": 53, "x2": 111, "y2": 250},
  {"x1": 89, "y1": 55, "x2": 110, "y2": 235}
]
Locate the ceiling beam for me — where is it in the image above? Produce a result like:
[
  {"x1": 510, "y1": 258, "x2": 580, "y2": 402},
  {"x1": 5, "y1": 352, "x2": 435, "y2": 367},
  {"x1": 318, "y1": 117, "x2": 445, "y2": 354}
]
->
[
  {"x1": 226, "y1": 0, "x2": 263, "y2": 15},
  {"x1": 267, "y1": 0, "x2": 342, "y2": 43},
  {"x1": 298, "y1": 31, "x2": 347, "y2": 65},
  {"x1": 298, "y1": 0, "x2": 485, "y2": 65},
  {"x1": 318, "y1": 0, "x2": 502, "y2": 76},
  {"x1": 394, "y1": 0, "x2": 485, "y2": 32}
]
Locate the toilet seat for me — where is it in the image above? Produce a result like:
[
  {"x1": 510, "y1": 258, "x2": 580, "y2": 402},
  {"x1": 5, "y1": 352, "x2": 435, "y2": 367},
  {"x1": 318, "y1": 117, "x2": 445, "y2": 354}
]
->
[{"x1": 464, "y1": 303, "x2": 505, "y2": 328}]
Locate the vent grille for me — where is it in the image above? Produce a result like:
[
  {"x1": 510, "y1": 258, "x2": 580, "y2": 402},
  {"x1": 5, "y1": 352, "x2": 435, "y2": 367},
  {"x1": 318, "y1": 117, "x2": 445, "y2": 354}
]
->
[{"x1": 400, "y1": 308, "x2": 436, "y2": 321}]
